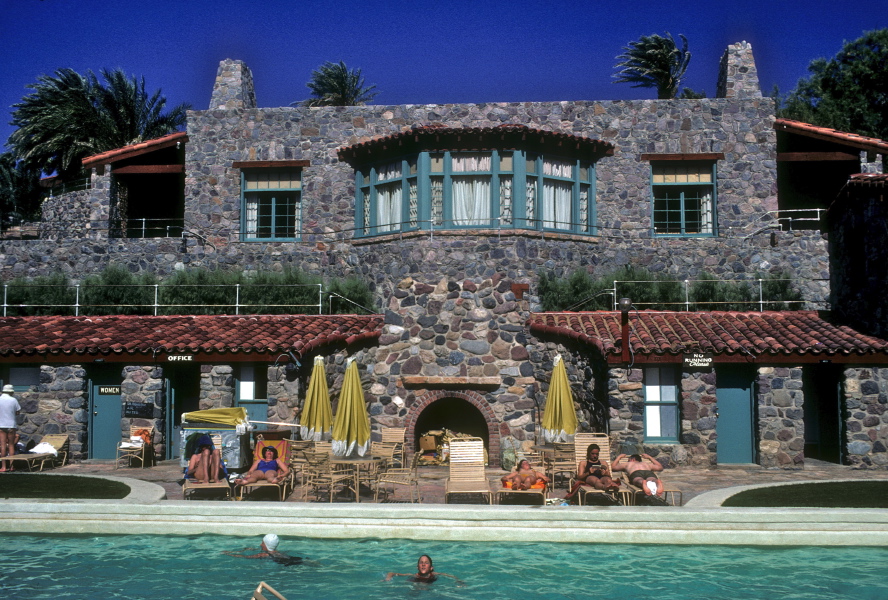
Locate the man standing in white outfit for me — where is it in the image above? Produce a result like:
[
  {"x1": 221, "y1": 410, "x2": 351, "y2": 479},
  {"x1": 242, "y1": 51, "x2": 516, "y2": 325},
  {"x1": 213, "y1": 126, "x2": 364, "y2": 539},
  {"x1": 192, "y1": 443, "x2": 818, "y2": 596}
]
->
[{"x1": 0, "y1": 384, "x2": 21, "y2": 472}]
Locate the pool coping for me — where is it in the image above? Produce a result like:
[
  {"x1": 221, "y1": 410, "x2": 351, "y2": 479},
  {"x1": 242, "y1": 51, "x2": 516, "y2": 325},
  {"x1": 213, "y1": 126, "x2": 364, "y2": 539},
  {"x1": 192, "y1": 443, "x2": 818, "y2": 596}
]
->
[{"x1": 1, "y1": 474, "x2": 887, "y2": 546}]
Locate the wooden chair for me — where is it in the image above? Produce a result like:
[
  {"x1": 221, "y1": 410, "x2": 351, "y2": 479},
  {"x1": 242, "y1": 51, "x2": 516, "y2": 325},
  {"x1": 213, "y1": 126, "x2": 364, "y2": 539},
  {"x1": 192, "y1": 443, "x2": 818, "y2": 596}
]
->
[
  {"x1": 546, "y1": 442, "x2": 576, "y2": 489},
  {"x1": 115, "y1": 425, "x2": 154, "y2": 469},
  {"x1": 301, "y1": 450, "x2": 353, "y2": 502},
  {"x1": 1, "y1": 433, "x2": 70, "y2": 472},
  {"x1": 612, "y1": 455, "x2": 682, "y2": 506},
  {"x1": 251, "y1": 581, "x2": 287, "y2": 600},
  {"x1": 571, "y1": 433, "x2": 629, "y2": 505},
  {"x1": 381, "y1": 427, "x2": 406, "y2": 467},
  {"x1": 375, "y1": 451, "x2": 422, "y2": 503},
  {"x1": 444, "y1": 438, "x2": 492, "y2": 504}
]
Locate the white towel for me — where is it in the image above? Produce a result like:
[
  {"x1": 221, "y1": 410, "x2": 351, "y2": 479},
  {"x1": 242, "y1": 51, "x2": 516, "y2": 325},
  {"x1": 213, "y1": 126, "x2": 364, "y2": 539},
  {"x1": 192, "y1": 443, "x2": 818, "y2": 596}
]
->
[{"x1": 30, "y1": 442, "x2": 58, "y2": 456}]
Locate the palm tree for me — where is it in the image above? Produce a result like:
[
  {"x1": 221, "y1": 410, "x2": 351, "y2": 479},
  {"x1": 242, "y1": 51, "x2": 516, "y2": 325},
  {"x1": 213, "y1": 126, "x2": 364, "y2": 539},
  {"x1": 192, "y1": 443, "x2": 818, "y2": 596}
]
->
[
  {"x1": 7, "y1": 68, "x2": 188, "y2": 179},
  {"x1": 613, "y1": 33, "x2": 691, "y2": 99},
  {"x1": 0, "y1": 152, "x2": 42, "y2": 228},
  {"x1": 302, "y1": 61, "x2": 378, "y2": 107}
]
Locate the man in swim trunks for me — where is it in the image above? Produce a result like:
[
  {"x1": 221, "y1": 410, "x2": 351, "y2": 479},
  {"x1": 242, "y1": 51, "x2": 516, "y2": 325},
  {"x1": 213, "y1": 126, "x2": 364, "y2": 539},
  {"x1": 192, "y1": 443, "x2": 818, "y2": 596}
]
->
[
  {"x1": 223, "y1": 534, "x2": 303, "y2": 565},
  {"x1": 501, "y1": 459, "x2": 549, "y2": 490},
  {"x1": 386, "y1": 554, "x2": 463, "y2": 585},
  {"x1": 612, "y1": 452, "x2": 664, "y2": 497},
  {"x1": 235, "y1": 446, "x2": 289, "y2": 486}
]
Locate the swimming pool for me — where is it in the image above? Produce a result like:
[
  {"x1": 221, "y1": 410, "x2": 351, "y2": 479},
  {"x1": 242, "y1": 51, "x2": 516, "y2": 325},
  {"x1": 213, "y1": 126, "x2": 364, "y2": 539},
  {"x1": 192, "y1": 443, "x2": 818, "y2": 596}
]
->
[{"x1": 2, "y1": 534, "x2": 886, "y2": 600}]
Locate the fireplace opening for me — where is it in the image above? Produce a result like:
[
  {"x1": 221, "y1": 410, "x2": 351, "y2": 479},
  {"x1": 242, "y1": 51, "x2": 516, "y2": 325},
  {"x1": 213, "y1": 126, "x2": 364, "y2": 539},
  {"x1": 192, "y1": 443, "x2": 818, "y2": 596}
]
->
[{"x1": 412, "y1": 396, "x2": 489, "y2": 448}]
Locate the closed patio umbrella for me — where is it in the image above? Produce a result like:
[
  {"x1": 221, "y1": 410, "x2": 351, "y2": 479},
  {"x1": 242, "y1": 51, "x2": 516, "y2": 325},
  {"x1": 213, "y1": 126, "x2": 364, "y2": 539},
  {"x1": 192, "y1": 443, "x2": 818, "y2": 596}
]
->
[
  {"x1": 299, "y1": 355, "x2": 333, "y2": 442},
  {"x1": 331, "y1": 357, "x2": 371, "y2": 457},
  {"x1": 540, "y1": 354, "x2": 579, "y2": 443}
]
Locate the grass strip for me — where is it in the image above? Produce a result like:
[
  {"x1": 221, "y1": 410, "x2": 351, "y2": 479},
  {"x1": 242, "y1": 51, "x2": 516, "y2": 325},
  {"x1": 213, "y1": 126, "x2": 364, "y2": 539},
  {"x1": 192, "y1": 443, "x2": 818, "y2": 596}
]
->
[
  {"x1": 722, "y1": 481, "x2": 888, "y2": 508},
  {"x1": 0, "y1": 474, "x2": 130, "y2": 499}
]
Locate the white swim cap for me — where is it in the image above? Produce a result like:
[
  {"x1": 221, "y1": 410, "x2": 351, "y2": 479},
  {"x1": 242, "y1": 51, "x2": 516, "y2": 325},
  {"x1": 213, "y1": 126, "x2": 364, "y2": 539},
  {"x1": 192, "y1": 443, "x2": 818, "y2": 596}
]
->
[{"x1": 262, "y1": 534, "x2": 279, "y2": 551}]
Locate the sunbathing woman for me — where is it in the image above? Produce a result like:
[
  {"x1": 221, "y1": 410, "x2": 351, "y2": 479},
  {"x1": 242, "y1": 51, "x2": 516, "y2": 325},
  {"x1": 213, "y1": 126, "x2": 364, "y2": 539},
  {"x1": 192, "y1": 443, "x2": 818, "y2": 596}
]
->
[
  {"x1": 501, "y1": 459, "x2": 549, "y2": 490},
  {"x1": 235, "y1": 446, "x2": 289, "y2": 485},
  {"x1": 565, "y1": 443, "x2": 620, "y2": 501},
  {"x1": 386, "y1": 554, "x2": 463, "y2": 585}
]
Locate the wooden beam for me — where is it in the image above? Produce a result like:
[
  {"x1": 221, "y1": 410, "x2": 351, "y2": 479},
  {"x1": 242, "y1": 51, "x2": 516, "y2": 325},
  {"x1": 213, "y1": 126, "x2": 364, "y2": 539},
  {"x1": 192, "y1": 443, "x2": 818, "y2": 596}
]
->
[
  {"x1": 111, "y1": 164, "x2": 184, "y2": 174},
  {"x1": 639, "y1": 153, "x2": 725, "y2": 161},
  {"x1": 776, "y1": 152, "x2": 859, "y2": 162},
  {"x1": 232, "y1": 160, "x2": 310, "y2": 168}
]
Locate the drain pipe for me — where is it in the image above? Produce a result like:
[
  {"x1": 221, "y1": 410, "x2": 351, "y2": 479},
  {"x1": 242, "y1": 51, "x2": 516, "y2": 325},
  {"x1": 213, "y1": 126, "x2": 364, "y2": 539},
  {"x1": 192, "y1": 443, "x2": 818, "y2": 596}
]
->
[{"x1": 619, "y1": 297, "x2": 632, "y2": 365}]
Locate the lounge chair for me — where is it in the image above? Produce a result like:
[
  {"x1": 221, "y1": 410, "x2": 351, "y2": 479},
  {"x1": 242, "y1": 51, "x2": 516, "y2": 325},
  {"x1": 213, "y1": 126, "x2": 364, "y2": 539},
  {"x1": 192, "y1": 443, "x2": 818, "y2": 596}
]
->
[
  {"x1": 380, "y1": 427, "x2": 406, "y2": 467},
  {"x1": 444, "y1": 438, "x2": 492, "y2": 504},
  {"x1": 182, "y1": 434, "x2": 232, "y2": 500},
  {"x1": 234, "y1": 440, "x2": 293, "y2": 501},
  {"x1": 115, "y1": 425, "x2": 154, "y2": 469},
  {"x1": 0, "y1": 433, "x2": 70, "y2": 472},
  {"x1": 375, "y1": 450, "x2": 422, "y2": 503},
  {"x1": 571, "y1": 433, "x2": 629, "y2": 506},
  {"x1": 251, "y1": 581, "x2": 287, "y2": 600},
  {"x1": 612, "y1": 455, "x2": 682, "y2": 506}
]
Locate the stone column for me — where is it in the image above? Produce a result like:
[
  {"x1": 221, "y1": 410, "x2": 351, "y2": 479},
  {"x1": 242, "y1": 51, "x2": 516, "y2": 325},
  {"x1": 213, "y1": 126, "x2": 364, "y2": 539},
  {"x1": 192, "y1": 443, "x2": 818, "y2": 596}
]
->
[
  {"x1": 843, "y1": 367, "x2": 888, "y2": 468},
  {"x1": 198, "y1": 365, "x2": 234, "y2": 410},
  {"x1": 209, "y1": 59, "x2": 257, "y2": 110},
  {"x1": 121, "y1": 365, "x2": 164, "y2": 459},
  {"x1": 757, "y1": 366, "x2": 805, "y2": 468}
]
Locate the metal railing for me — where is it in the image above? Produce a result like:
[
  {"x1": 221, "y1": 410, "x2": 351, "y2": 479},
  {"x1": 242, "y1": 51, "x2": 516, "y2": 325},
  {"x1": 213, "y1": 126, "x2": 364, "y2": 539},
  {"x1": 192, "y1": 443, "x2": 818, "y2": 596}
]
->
[{"x1": 40, "y1": 177, "x2": 91, "y2": 198}]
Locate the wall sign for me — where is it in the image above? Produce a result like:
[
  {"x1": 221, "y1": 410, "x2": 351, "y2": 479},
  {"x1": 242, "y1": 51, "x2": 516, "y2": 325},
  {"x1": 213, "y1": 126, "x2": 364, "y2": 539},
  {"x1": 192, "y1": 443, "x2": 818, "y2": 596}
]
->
[
  {"x1": 167, "y1": 355, "x2": 194, "y2": 362},
  {"x1": 124, "y1": 401, "x2": 154, "y2": 418},
  {"x1": 683, "y1": 352, "x2": 714, "y2": 369},
  {"x1": 99, "y1": 386, "x2": 121, "y2": 395}
]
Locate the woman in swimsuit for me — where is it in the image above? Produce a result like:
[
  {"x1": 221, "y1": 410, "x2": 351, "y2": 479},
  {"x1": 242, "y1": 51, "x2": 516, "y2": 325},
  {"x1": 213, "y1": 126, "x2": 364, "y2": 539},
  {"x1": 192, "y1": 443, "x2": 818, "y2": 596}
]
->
[
  {"x1": 564, "y1": 443, "x2": 620, "y2": 501},
  {"x1": 501, "y1": 459, "x2": 549, "y2": 490},
  {"x1": 235, "y1": 446, "x2": 289, "y2": 485},
  {"x1": 386, "y1": 554, "x2": 463, "y2": 585}
]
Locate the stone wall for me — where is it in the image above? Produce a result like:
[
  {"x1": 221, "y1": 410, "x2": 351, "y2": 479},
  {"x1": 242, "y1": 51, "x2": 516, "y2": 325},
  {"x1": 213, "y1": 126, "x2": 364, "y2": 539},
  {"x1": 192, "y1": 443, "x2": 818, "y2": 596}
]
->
[
  {"x1": 717, "y1": 41, "x2": 763, "y2": 99},
  {"x1": 198, "y1": 365, "x2": 235, "y2": 410},
  {"x1": 843, "y1": 367, "x2": 888, "y2": 468},
  {"x1": 121, "y1": 365, "x2": 165, "y2": 459},
  {"x1": 757, "y1": 366, "x2": 805, "y2": 468},
  {"x1": 16, "y1": 365, "x2": 88, "y2": 459}
]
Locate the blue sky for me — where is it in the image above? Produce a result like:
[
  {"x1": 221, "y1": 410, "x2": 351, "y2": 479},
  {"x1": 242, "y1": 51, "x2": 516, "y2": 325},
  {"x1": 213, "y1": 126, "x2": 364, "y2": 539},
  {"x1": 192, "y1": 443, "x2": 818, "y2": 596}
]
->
[{"x1": 0, "y1": 0, "x2": 884, "y2": 151}]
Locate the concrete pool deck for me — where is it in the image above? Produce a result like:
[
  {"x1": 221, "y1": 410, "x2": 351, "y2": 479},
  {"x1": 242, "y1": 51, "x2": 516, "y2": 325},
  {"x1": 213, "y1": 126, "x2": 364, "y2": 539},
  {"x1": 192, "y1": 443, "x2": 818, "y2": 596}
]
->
[{"x1": 2, "y1": 460, "x2": 888, "y2": 546}]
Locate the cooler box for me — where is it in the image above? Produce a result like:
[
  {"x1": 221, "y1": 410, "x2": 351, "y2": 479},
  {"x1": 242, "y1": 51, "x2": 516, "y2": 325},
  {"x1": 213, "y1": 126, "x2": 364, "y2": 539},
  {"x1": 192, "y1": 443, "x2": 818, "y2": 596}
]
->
[{"x1": 179, "y1": 407, "x2": 252, "y2": 470}]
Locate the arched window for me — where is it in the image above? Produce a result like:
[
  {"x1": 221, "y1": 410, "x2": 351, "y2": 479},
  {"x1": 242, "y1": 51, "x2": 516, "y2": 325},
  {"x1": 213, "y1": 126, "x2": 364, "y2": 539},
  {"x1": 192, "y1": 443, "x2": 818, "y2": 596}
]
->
[{"x1": 340, "y1": 126, "x2": 612, "y2": 237}]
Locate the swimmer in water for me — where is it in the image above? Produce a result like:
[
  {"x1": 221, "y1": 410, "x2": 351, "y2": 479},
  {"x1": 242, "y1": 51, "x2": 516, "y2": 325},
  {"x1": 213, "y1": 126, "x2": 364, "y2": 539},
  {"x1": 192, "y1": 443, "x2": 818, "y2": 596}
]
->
[
  {"x1": 223, "y1": 534, "x2": 303, "y2": 566},
  {"x1": 386, "y1": 554, "x2": 464, "y2": 585}
]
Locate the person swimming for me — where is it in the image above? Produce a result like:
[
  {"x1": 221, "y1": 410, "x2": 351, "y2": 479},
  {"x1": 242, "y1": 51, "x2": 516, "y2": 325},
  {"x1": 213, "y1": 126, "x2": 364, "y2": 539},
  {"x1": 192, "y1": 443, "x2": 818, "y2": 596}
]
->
[
  {"x1": 385, "y1": 554, "x2": 463, "y2": 585},
  {"x1": 222, "y1": 534, "x2": 303, "y2": 566}
]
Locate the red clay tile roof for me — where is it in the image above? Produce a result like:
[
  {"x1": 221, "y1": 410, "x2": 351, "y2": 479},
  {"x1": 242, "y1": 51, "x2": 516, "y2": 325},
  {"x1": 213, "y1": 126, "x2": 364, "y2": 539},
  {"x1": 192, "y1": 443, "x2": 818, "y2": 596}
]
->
[
  {"x1": 81, "y1": 131, "x2": 188, "y2": 168},
  {"x1": 337, "y1": 124, "x2": 614, "y2": 161},
  {"x1": 848, "y1": 173, "x2": 888, "y2": 187},
  {"x1": 528, "y1": 311, "x2": 888, "y2": 361},
  {"x1": 774, "y1": 119, "x2": 888, "y2": 154},
  {"x1": 0, "y1": 314, "x2": 382, "y2": 361}
]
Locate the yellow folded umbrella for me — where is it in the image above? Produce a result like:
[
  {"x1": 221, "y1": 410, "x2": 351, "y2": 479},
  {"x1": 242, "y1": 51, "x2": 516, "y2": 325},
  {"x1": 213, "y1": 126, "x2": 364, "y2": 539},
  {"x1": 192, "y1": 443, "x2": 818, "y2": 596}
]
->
[
  {"x1": 540, "y1": 355, "x2": 578, "y2": 443},
  {"x1": 332, "y1": 357, "x2": 371, "y2": 457},
  {"x1": 300, "y1": 355, "x2": 333, "y2": 442},
  {"x1": 181, "y1": 407, "x2": 248, "y2": 427}
]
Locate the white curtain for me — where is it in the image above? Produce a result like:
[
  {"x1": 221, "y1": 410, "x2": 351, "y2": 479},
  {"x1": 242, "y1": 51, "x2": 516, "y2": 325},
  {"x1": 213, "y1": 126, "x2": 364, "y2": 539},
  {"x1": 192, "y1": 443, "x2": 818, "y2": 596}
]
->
[
  {"x1": 543, "y1": 180, "x2": 572, "y2": 229},
  {"x1": 451, "y1": 153, "x2": 491, "y2": 173},
  {"x1": 244, "y1": 193, "x2": 259, "y2": 235},
  {"x1": 543, "y1": 158, "x2": 572, "y2": 178},
  {"x1": 452, "y1": 177, "x2": 490, "y2": 226},
  {"x1": 700, "y1": 191, "x2": 713, "y2": 233},
  {"x1": 376, "y1": 183, "x2": 402, "y2": 232}
]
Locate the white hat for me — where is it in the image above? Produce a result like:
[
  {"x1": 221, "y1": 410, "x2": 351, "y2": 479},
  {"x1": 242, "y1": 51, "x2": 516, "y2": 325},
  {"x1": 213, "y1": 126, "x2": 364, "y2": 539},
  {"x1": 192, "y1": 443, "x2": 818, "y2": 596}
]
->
[
  {"x1": 262, "y1": 534, "x2": 279, "y2": 551},
  {"x1": 2, "y1": 385, "x2": 14, "y2": 393},
  {"x1": 645, "y1": 481, "x2": 658, "y2": 495}
]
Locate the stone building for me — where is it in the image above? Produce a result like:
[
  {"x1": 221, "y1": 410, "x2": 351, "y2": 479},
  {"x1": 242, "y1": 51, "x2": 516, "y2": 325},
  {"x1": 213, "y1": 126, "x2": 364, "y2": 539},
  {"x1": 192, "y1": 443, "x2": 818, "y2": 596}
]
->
[{"x1": 2, "y1": 42, "x2": 888, "y2": 470}]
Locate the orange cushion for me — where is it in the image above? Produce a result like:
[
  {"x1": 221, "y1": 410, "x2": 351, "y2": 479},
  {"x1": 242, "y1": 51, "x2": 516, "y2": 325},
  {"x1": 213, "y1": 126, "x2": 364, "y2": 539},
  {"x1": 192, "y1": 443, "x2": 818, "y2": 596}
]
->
[{"x1": 503, "y1": 480, "x2": 545, "y2": 489}]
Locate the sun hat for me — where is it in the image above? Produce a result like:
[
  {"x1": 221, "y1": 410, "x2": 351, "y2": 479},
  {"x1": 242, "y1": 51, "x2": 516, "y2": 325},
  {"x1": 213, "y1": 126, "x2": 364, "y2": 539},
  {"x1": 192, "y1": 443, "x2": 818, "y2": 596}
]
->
[
  {"x1": 262, "y1": 534, "x2": 280, "y2": 551},
  {"x1": 2, "y1": 385, "x2": 14, "y2": 393}
]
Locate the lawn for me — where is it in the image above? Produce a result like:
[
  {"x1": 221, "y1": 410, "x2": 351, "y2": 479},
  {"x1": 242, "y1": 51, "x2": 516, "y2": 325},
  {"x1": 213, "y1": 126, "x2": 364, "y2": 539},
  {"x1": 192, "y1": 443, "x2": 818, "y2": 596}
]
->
[
  {"x1": 722, "y1": 481, "x2": 888, "y2": 508},
  {"x1": 0, "y1": 474, "x2": 130, "y2": 499}
]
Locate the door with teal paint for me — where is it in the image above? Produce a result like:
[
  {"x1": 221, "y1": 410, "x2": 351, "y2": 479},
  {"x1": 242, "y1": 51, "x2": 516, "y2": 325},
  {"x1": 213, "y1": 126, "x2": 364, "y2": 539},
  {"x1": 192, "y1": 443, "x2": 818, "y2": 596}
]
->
[
  {"x1": 716, "y1": 365, "x2": 755, "y2": 464},
  {"x1": 90, "y1": 380, "x2": 123, "y2": 459}
]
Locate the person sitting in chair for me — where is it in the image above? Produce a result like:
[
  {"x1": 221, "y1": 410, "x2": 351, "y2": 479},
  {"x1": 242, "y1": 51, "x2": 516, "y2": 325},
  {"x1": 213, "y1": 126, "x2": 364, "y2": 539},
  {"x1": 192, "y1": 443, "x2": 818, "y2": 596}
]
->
[
  {"x1": 501, "y1": 459, "x2": 549, "y2": 490},
  {"x1": 565, "y1": 443, "x2": 621, "y2": 502},
  {"x1": 612, "y1": 452, "x2": 664, "y2": 497},
  {"x1": 235, "y1": 445, "x2": 289, "y2": 486},
  {"x1": 186, "y1": 434, "x2": 224, "y2": 484}
]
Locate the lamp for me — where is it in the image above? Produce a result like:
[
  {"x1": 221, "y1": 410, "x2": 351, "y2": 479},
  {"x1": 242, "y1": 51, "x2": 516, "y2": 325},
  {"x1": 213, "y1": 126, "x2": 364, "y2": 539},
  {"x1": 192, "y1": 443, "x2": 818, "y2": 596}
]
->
[
  {"x1": 285, "y1": 351, "x2": 301, "y2": 372},
  {"x1": 618, "y1": 297, "x2": 632, "y2": 315}
]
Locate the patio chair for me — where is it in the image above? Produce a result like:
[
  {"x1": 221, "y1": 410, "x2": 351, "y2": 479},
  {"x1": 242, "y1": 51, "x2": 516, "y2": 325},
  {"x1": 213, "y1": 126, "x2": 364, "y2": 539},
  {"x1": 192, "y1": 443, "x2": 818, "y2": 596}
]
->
[
  {"x1": 375, "y1": 450, "x2": 422, "y2": 503},
  {"x1": 115, "y1": 425, "x2": 154, "y2": 469},
  {"x1": 183, "y1": 434, "x2": 232, "y2": 500},
  {"x1": 444, "y1": 438, "x2": 492, "y2": 504},
  {"x1": 1, "y1": 433, "x2": 71, "y2": 472},
  {"x1": 301, "y1": 450, "x2": 353, "y2": 502},
  {"x1": 612, "y1": 455, "x2": 682, "y2": 506},
  {"x1": 37, "y1": 434, "x2": 70, "y2": 470},
  {"x1": 571, "y1": 433, "x2": 629, "y2": 505},
  {"x1": 546, "y1": 442, "x2": 576, "y2": 489},
  {"x1": 234, "y1": 440, "x2": 294, "y2": 501},
  {"x1": 251, "y1": 581, "x2": 287, "y2": 600},
  {"x1": 381, "y1": 427, "x2": 406, "y2": 467}
]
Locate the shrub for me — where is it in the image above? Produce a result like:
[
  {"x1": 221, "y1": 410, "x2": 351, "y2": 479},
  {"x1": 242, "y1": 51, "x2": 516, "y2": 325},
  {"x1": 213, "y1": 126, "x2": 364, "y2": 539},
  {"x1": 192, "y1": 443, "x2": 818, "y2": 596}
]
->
[
  {"x1": 4, "y1": 272, "x2": 75, "y2": 316},
  {"x1": 80, "y1": 264, "x2": 156, "y2": 315}
]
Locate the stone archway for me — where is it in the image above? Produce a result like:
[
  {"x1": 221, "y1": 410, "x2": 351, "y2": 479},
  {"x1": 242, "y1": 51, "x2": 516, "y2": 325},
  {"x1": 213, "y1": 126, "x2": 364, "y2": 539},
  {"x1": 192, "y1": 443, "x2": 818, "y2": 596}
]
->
[{"x1": 404, "y1": 390, "x2": 502, "y2": 467}]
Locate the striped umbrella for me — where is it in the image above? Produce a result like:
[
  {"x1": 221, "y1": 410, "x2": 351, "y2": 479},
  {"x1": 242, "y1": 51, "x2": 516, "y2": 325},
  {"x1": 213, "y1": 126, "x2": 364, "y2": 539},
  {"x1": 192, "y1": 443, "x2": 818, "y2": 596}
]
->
[
  {"x1": 331, "y1": 357, "x2": 371, "y2": 457},
  {"x1": 540, "y1": 354, "x2": 579, "y2": 443},
  {"x1": 299, "y1": 355, "x2": 332, "y2": 442}
]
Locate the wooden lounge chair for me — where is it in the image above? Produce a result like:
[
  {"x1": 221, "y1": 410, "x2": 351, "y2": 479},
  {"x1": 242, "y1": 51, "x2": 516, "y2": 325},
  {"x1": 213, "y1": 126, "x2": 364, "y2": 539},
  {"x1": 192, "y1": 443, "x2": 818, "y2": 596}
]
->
[
  {"x1": 0, "y1": 433, "x2": 70, "y2": 472},
  {"x1": 381, "y1": 427, "x2": 406, "y2": 467},
  {"x1": 444, "y1": 438, "x2": 492, "y2": 504},
  {"x1": 375, "y1": 450, "x2": 422, "y2": 503},
  {"x1": 571, "y1": 433, "x2": 630, "y2": 506},
  {"x1": 234, "y1": 440, "x2": 293, "y2": 501},
  {"x1": 115, "y1": 425, "x2": 154, "y2": 469},
  {"x1": 251, "y1": 581, "x2": 287, "y2": 600},
  {"x1": 612, "y1": 455, "x2": 682, "y2": 506}
]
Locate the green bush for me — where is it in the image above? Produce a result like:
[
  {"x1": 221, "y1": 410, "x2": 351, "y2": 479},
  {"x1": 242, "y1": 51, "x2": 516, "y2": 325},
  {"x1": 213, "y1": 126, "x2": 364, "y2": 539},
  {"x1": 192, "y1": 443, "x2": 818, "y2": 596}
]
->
[
  {"x1": 80, "y1": 264, "x2": 156, "y2": 315},
  {"x1": 327, "y1": 276, "x2": 376, "y2": 314},
  {"x1": 240, "y1": 269, "x2": 323, "y2": 314},
  {"x1": 4, "y1": 272, "x2": 75, "y2": 316},
  {"x1": 157, "y1": 269, "x2": 242, "y2": 315}
]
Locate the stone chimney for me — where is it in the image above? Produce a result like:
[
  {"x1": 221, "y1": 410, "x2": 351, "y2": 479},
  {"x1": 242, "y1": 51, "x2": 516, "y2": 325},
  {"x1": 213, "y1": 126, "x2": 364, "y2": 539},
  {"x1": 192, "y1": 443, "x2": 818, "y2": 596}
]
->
[
  {"x1": 209, "y1": 59, "x2": 257, "y2": 110},
  {"x1": 716, "y1": 41, "x2": 762, "y2": 99}
]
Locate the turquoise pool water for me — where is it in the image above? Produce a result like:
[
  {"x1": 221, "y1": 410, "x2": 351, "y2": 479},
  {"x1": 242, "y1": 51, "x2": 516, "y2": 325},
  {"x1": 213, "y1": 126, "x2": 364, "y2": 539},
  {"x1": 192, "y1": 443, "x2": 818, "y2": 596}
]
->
[{"x1": 1, "y1": 534, "x2": 886, "y2": 600}]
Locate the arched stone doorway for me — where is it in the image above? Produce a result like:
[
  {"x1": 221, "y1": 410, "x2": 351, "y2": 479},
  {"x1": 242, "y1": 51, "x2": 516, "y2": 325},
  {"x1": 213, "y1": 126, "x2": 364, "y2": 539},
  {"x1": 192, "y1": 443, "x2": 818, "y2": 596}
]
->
[{"x1": 404, "y1": 390, "x2": 502, "y2": 467}]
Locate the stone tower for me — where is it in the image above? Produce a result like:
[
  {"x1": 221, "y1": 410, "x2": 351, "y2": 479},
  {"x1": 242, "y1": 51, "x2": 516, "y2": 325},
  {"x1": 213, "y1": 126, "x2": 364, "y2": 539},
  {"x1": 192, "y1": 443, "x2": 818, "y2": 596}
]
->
[
  {"x1": 209, "y1": 59, "x2": 257, "y2": 110},
  {"x1": 716, "y1": 41, "x2": 763, "y2": 99}
]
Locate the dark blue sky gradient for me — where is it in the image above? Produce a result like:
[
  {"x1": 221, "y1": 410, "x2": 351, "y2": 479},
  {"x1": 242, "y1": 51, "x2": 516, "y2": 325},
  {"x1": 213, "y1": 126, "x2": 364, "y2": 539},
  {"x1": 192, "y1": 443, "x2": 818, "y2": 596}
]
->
[{"x1": 1, "y1": 0, "x2": 884, "y2": 150}]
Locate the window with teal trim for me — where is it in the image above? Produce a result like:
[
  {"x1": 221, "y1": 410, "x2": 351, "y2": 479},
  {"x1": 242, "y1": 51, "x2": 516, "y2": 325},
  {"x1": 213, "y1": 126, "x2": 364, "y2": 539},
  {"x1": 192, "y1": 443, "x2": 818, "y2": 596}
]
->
[
  {"x1": 643, "y1": 366, "x2": 679, "y2": 442},
  {"x1": 356, "y1": 150, "x2": 595, "y2": 236},
  {"x1": 1, "y1": 366, "x2": 39, "y2": 392},
  {"x1": 651, "y1": 161, "x2": 716, "y2": 236},
  {"x1": 241, "y1": 168, "x2": 302, "y2": 241}
]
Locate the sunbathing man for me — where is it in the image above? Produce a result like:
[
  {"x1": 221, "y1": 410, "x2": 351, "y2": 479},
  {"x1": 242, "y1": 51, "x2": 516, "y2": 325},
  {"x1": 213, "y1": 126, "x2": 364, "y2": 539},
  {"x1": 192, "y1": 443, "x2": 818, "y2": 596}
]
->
[
  {"x1": 565, "y1": 443, "x2": 620, "y2": 501},
  {"x1": 386, "y1": 554, "x2": 463, "y2": 585},
  {"x1": 612, "y1": 452, "x2": 665, "y2": 497},
  {"x1": 235, "y1": 445, "x2": 289, "y2": 486},
  {"x1": 223, "y1": 534, "x2": 303, "y2": 566},
  {"x1": 501, "y1": 459, "x2": 549, "y2": 490},
  {"x1": 186, "y1": 434, "x2": 223, "y2": 484}
]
